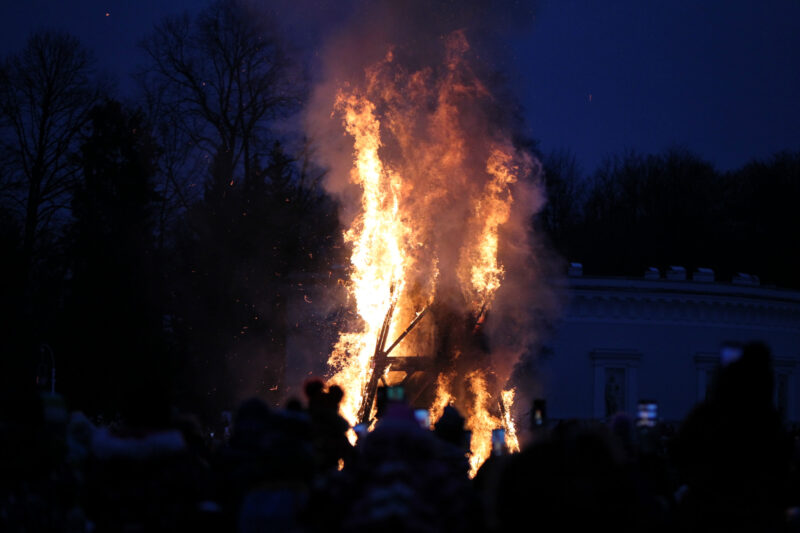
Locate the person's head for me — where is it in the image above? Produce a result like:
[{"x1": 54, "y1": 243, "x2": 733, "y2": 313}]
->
[
  {"x1": 230, "y1": 397, "x2": 270, "y2": 451},
  {"x1": 304, "y1": 378, "x2": 326, "y2": 412},
  {"x1": 715, "y1": 341, "x2": 774, "y2": 406},
  {"x1": 433, "y1": 405, "x2": 466, "y2": 448},
  {"x1": 327, "y1": 385, "x2": 344, "y2": 410},
  {"x1": 304, "y1": 378, "x2": 325, "y2": 400},
  {"x1": 285, "y1": 397, "x2": 303, "y2": 412},
  {"x1": 174, "y1": 412, "x2": 205, "y2": 455}
]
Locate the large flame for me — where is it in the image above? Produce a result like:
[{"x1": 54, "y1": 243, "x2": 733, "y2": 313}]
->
[
  {"x1": 326, "y1": 92, "x2": 410, "y2": 424},
  {"x1": 325, "y1": 32, "x2": 530, "y2": 476}
]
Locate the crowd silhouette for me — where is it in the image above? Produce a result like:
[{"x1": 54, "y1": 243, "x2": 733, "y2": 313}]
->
[{"x1": 1, "y1": 341, "x2": 799, "y2": 532}]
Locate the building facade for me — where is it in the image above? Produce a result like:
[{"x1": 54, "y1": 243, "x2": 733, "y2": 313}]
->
[{"x1": 540, "y1": 270, "x2": 800, "y2": 424}]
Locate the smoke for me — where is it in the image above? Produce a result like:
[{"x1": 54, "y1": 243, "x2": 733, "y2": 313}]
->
[
  {"x1": 305, "y1": 0, "x2": 536, "y2": 190},
  {"x1": 303, "y1": 0, "x2": 560, "y2": 431}
]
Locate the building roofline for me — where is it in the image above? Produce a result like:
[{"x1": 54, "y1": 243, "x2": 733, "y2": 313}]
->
[{"x1": 562, "y1": 276, "x2": 800, "y2": 305}]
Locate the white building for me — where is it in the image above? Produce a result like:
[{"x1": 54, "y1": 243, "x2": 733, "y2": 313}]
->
[{"x1": 539, "y1": 267, "x2": 800, "y2": 424}]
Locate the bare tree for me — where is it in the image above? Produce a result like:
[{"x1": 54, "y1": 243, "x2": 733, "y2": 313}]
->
[
  {"x1": 139, "y1": 0, "x2": 303, "y2": 200},
  {"x1": 540, "y1": 149, "x2": 586, "y2": 238},
  {"x1": 0, "y1": 31, "x2": 100, "y2": 274}
]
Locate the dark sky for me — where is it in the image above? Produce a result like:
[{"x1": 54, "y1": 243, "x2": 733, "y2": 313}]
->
[{"x1": 1, "y1": 0, "x2": 798, "y2": 172}]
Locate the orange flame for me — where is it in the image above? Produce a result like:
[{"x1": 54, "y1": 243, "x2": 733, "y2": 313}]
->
[
  {"x1": 465, "y1": 369, "x2": 500, "y2": 477},
  {"x1": 325, "y1": 90, "x2": 411, "y2": 424},
  {"x1": 429, "y1": 372, "x2": 454, "y2": 424},
  {"x1": 501, "y1": 388, "x2": 521, "y2": 454},
  {"x1": 324, "y1": 32, "x2": 533, "y2": 474},
  {"x1": 458, "y1": 148, "x2": 519, "y2": 312}
]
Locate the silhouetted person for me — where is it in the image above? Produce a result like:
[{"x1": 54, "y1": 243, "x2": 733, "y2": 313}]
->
[
  {"x1": 236, "y1": 404, "x2": 314, "y2": 533},
  {"x1": 305, "y1": 380, "x2": 353, "y2": 471},
  {"x1": 214, "y1": 396, "x2": 315, "y2": 531},
  {"x1": 495, "y1": 421, "x2": 655, "y2": 532},
  {"x1": 0, "y1": 360, "x2": 59, "y2": 532},
  {"x1": 285, "y1": 397, "x2": 304, "y2": 412},
  {"x1": 434, "y1": 406, "x2": 467, "y2": 449},
  {"x1": 310, "y1": 402, "x2": 480, "y2": 533},
  {"x1": 673, "y1": 342, "x2": 792, "y2": 532},
  {"x1": 85, "y1": 378, "x2": 201, "y2": 532}
]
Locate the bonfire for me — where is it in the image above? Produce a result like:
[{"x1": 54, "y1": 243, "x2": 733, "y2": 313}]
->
[{"x1": 323, "y1": 31, "x2": 542, "y2": 477}]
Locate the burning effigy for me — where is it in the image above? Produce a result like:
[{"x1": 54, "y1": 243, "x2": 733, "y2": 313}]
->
[{"x1": 308, "y1": 24, "x2": 551, "y2": 475}]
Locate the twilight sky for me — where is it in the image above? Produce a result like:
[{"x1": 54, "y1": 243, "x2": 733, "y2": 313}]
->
[{"x1": 1, "y1": 0, "x2": 798, "y2": 172}]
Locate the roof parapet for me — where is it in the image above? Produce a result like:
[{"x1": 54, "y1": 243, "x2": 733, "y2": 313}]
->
[
  {"x1": 644, "y1": 267, "x2": 660, "y2": 280},
  {"x1": 568, "y1": 262, "x2": 583, "y2": 277},
  {"x1": 692, "y1": 267, "x2": 715, "y2": 283},
  {"x1": 666, "y1": 265, "x2": 687, "y2": 281},
  {"x1": 732, "y1": 272, "x2": 760, "y2": 286}
]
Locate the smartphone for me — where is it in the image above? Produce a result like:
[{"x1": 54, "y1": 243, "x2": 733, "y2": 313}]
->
[
  {"x1": 414, "y1": 409, "x2": 431, "y2": 429},
  {"x1": 491, "y1": 428, "x2": 506, "y2": 455},
  {"x1": 720, "y1": 343, "x2": 743, "y2": 367},
  {"x1": 533, "y1": 399, "x2": 546, "y2": 427},
  {"x1": 387, "y1": 385, "x2": 405, "y2": 402},
  {"x1": 636, "y1": 400, "x2": 658, "y2": 428},
  {"x1": 353, "y1": 423, "x2": 368, "y2": 439}
]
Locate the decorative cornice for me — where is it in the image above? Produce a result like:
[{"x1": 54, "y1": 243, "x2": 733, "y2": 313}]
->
[
  {"x1": 565, "y1": 277, "x2": 800, "y2": 303},
  {"x1": 563, "y1": 280, "x2": 800, "y2": 332}
]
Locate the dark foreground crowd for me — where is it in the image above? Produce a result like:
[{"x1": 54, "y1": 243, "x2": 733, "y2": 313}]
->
[{"x1": 2, "y1": 342, "x2": 800, "y2": 532}]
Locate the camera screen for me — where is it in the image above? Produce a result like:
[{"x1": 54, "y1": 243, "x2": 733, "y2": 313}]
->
[
  {"x1": 414, "y1": 409, "x2": 430, "y2": 429},
  {"x1": 637, "y1": 401, "x2": 658, "y2": 427},
  {"x1": 353, "y1": 423, "x2": 368, "y2": 439},
  {"x1": 491, "y1": 428, "x2": 506, "y2": 454},
  {"x1": 386, "y1": 385, "x2": 405, "y2": 402},
  {"x1": 720, "y1": 345, "x2": 743, "y2": 367},
  {"x1": 532, "y1": 399, "x2": 547, "y2": 426}
]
